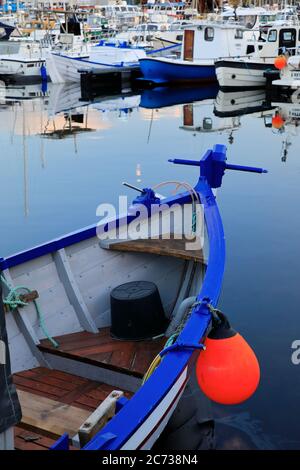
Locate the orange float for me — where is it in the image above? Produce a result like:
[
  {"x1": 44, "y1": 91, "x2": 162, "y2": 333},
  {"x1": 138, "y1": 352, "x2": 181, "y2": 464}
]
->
[
  {"x1": 272, "y1": 114, "x2": 285, "y2": 129},
  {"x1": 196, "y1": 313, "x2": 260, "y2": 405},
  {"x1": 274, "y1": 55, "x2": 287, "y2": 70}
]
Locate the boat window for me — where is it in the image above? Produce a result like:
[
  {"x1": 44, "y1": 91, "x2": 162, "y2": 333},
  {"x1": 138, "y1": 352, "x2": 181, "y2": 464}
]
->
[
  {"x1": 268, "y1": 30, "x2": 277, "y2": 42},
  {"x1": 238, "y1": 15, "x2": 256, "y2": 29},
  {"x1": 204, "y1": 27, "x2": 214, "y2": 41},
  {"x1": 203, "y1": 118, "x2": 212, "y2": 130},
  {"x1": 282, "y1": 31, "x2": 293, "y2": 42},
  {"x1": 235, "y1": 29, "x2": 243, "y2": 39},
  {"x1": 246, "y1": 45, "x2": 255, "y2": 54}
]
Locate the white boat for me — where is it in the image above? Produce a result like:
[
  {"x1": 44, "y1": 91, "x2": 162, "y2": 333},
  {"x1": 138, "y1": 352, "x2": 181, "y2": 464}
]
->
[
  {"x1": 115, "y1": 21, "x2": 192, "y2": 50},
  {"x1": 272, "y1": 54, "x2": 300, "y2": 89},
  {"x1": 139, "y1": 22, "x2": 249, "y2": 85},
  {"x1": 96, "y1": 3, "x2": 143, "y2": 29},
  {"x1": 46, "y1": 34, "x2": 146, "y2": 84},
  {"x1": 221, "y1": 6, "x2": 278, "y2": 33},
  {"x1": 0, "y1": 41, "x2": 46, "y2": 81},
  {"x1": 215, "y1": 23, "x2": 300, "y2": 90}
]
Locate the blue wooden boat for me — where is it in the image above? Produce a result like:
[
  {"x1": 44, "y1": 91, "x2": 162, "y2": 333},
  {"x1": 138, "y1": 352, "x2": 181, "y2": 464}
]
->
[
  {"x1": 0, "y1": 145, "x2": 266, "y2": 450},
  {"x1": 138, "y1": 23, "x2": 249, "y2": 85},
  {"x1": 139, "y1": 57, "x2": 216, "y2": 84}
]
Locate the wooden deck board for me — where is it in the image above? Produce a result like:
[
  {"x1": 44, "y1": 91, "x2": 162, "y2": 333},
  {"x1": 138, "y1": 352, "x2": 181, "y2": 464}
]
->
[
  {"x1": 106, "y1": 238, "x2": 205, "y2": 262},
  {"x1": 14, "y1": 427, "x2": 78, "y2": 450},
  {"x1": 17, "y1": 389, "x2": 91, "y2": 438},
  {"x1": 39, "y1": 328, "x2": 166, "y2": 377},
  {"x1": 13, "y1": 367, "x2": 133, "y2": 449}
]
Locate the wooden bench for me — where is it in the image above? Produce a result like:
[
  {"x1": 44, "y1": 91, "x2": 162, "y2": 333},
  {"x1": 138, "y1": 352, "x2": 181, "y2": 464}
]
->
[
  {"x1": 101, "y1": 238, "x2": 205, "y2": 262},
  {"x1": 17, "y1": 388, "x2": 123, "y2": 446},
  {"x1": 18, "y1": 390, "x2": 91, "y2": 439}
]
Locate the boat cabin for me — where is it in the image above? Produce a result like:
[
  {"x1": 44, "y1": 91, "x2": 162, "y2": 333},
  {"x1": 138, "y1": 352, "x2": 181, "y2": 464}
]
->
[
  {"x1": 180, "y1": 23, "x2": 247, "y2": 62},
  {"x1": 256, "y1": 24, "x2": 300, "y2": 57},
  {"x1": 222, "y1": 7, "x2": 277, "y2": 30}
]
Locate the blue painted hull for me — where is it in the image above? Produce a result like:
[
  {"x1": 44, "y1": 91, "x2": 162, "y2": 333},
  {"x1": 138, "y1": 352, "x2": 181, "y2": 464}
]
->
[
  {"x1": 139, "y1": 58, "x2": 216, "y2": 84},
  {"x1": 140, "y1": 84, "x2": 218, "y2": 109}
]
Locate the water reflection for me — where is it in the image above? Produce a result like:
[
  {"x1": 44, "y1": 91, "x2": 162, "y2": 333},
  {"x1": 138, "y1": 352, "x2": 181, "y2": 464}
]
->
[
  {"x1": 1, "y1": 80, "x2": 300, "y2": 449},
  {"x1": 0, "y1": 82, "x2": 300, "y2": 248},
  {"x1": 266, "y1": 101, "x2": 300, "y2": 162}
]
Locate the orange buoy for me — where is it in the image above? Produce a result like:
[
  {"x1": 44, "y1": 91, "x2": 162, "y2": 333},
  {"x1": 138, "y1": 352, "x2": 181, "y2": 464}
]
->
[
  {"x1": 274, "y1": 55, "x2": 287, "y2": 70},
  {"x1": 196, "y1": 313, "x2": 260, "y2": 405},
  {"x1": 272, "y1": 114, "x2": 285, "y2": 129}
]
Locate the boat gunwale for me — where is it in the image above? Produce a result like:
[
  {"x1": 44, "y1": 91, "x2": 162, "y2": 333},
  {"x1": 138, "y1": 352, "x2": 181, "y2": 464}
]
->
[
  {"x1": 0, "y1": 191, "x2": 198, "y2": 271},
  {"x1": 82, "y1": 158, "x2": 226, "y2": 450}
]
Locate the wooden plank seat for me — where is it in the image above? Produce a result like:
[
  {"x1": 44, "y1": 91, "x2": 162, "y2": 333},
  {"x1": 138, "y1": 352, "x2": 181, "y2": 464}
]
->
[
  {"x1": 17, "y1": 390, "x2": 91, "y2": 439},
  {"x1": 101, "y1": 238, "x2": 205, "y2": 262},
  {"x1": 39, "y1": 328, "x2": 166, "y2": 378},
  {"x1": 13, "y1": 367, "x2": 133, "y2": 447}
]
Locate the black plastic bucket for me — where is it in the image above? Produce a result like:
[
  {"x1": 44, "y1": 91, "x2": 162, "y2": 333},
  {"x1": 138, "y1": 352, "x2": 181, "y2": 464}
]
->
[{"x1": 110, "y1": 281, "x2": 168, "y2": 340}]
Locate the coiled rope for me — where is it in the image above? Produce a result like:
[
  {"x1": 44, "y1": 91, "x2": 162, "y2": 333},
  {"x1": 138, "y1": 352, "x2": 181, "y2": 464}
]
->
[
  {"x1": 153, "y1": 180, "x2": 201, "y2": 235},
  {"x1": 1, "y1": 275, "x2": 59, "y2": 348}
]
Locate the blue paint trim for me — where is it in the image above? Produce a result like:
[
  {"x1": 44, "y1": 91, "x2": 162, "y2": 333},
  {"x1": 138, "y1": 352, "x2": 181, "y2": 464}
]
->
[
  {"x1": 146, "y1": 43, "x2": 181, "y2": 56},
  {"x1": 51, "y1": 53, "x2": 140, "y2": 69},
  {"x1": 50, "y1": 433, "x2": 69, "y2": 450}
]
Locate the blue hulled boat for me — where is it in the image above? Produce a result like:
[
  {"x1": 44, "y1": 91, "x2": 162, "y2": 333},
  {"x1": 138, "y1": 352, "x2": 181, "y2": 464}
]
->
[
  {"x1": 139, "y1": 22, "x2": 249, "y2": 85},
  {"x1": 139, "y1": 57, "x2": 216, "y2": 84}
]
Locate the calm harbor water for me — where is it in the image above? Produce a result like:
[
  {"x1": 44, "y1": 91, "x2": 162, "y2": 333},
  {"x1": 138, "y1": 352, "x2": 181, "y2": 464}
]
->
[{"x1": 1, "y1": 81, "x2": 300, "y2": 449}]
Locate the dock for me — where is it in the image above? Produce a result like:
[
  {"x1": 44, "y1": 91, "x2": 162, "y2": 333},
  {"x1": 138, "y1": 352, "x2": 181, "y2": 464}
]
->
[{"x1": 80, "y1": 66, "x2": 142, "y2": 100}]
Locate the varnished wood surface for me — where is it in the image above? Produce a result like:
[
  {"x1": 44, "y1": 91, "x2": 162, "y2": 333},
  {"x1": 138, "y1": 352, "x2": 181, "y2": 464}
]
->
[
  {"x1": 39, "y1": 328, "x2": 166, "y2": 378},
  {"x1": 14, "y1": 427, "x2": 66, "y2": 451},
  {"x1": 17, "y1": 389, "x2": 91, "y2": 439},
  {"x1": 13, "y1": 367, "x2": 133, "y2": 449},
  {"x1": 106, "y1": 238, "x2": 205, "y2": 262}
]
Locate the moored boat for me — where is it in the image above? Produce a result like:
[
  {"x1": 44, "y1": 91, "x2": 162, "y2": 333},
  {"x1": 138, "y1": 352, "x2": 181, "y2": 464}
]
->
[
  {"x1": 46, "y1": 34, "x2": 146, "y2": 83},
  {"x1": 0, "y1": 41, "x2": 47, "y2": 82},
  {"x1": 0, "y1": 145, "x2": 266, "y2": 450},
  {"x1": 272, "y1": 53, "x2": 300, "y2": 89},
  {"x1": 139, "y1": 22, "x2": 248, "y2": 85},
  {"x1": 215, "y1": 23, "x2": 300, "y2": 90}
]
